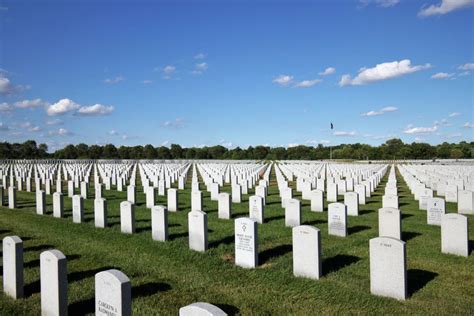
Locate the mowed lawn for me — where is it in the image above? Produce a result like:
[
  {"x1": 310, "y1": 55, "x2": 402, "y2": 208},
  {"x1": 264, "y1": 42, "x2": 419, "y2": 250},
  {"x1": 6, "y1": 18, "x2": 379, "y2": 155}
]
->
[{"x1": 0, "y1": 166, "x2": 473, "y2": 315}]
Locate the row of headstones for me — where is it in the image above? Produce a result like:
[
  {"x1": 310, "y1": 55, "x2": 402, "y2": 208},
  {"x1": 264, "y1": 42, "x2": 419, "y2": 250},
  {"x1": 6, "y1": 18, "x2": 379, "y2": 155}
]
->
[
  {"x1": 1, "y1": 237, "x2": 227, "y2": 315},
  {"x1": 399, "y1": 165, "x2": 474, "y2": 214}
]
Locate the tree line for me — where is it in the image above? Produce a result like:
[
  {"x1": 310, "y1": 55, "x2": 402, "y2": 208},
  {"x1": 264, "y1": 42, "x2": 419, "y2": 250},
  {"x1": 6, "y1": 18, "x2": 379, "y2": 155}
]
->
[{"x1": 0, "y1": 139, "x2": 472, "y2": 160}]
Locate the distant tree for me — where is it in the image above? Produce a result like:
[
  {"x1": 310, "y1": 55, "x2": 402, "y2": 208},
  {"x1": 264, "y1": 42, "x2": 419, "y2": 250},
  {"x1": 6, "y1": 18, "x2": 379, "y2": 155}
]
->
[
  {"x1": 102, "y1": 144, "x2": 118, "y2": 159},
  {"x1": 76, "y1": 143, "x2": 89, "y2": 158},
  {"x1": 143, "y1": 144, "x2": 157, "y2": 159},
  {"x1": 170, "y1": 144, "x2": 183, "y2": 159},
  {"x1": 156, "y1": 146, "x2": 171, "y2": 159},
  {"x1": 450, "y1": 148, "x2": 463, "y2": 159}
]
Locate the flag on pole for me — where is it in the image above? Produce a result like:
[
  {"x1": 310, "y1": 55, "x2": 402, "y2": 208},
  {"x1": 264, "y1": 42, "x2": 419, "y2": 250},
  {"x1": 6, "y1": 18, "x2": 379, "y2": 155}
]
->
[{"x1": 330, "y1": 122, "x2": 334, "y2": 130}]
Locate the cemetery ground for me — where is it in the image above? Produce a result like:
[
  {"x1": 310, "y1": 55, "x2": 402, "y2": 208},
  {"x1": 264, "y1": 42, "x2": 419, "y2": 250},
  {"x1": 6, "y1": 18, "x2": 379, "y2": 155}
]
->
[{"x1": 0, "y1": 169, "x2": 473, "y2": 315}]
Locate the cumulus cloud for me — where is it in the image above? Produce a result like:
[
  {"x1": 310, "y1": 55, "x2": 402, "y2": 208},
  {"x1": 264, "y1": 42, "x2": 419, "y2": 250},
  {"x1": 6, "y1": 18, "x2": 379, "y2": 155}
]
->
[
  {"x1": 361, "y1": 106, "x2": 398, "y2": 117},
  {"x1": 273, "y1": 75, "x2": 294, "y2": 86},
  {"x1": 192, "y1": 62, "x2": 208, "y2": 74},
  {"x1": 0, "y1": 73, "x2": 29, "y2": 95},
  {"x1": 318, "y1": 67, "x2": 336, "y2": 76},
  {"x1": 419, "y1": 0, "x2": 474, "y2": 17},
  {"x1": 108, "y1": 130, "x2": 119, "y2": 136},
  {"x1": 431, "y1": 72, "x2": 455, "y2": 79},
  {"x1": 448, "y1": 112, "x2": 460, "y2": 117},
  {"x1": 76, "y1": 104, "x2": 114, "y2": 116},
  {"x1": 294, "y1": 79, "x2": 322, "y2": 88},
  {"x1": 306, "y1": 139, "x2": 331, "y2": 145},
  {"x1": 458, "y1": 63, "x2": 474, "y2": 70},
  {"x1": 14, "y1": 98, "x2": 46, "y2": 109},
  {"x1": 403, "y1": 124, "x2": 438, "y2": 134},
  {"x1": 339, "y1": 59, "x2": 431, "y2": 86},
  {"x1": 161, "y1": 118, "x2": 185, "y2": 129},
  {"x1": 163, "y1": 65, "x2": 176, "y2": 74},
  {"x1": 103, "y1": 75, "x2": 124, "y2": 84},
  {"x1": 333, "y1": 130, "x2": 357, "y2": 136},
  {"x1": 46, "y1": 98, "x2": 80, "y2": 116},
  {"x1": 463, "y1": 122, "x2": 474, "y2": 128}
]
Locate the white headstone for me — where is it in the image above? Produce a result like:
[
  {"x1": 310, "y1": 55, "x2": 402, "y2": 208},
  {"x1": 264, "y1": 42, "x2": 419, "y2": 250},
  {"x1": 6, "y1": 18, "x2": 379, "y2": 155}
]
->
[
  {"x1": 232, "y1": 184, "x2": 242, "y2": 203},
  {"x1": 249, "y1": 195, "x2": 264, "y2": 224},
  {"x1": 354, "y1": 184, "x2": 366, "y2": 205},
  {"x1": 344, "y1": 192, "x2": 359, "y2": 216},
  {"x1": 382, "y1": 195, "x2": 399, "y2": 209},
  {"x1": 191, "y1": 191, "x2": 203, "y2": 212},
  {"x1": 53, "y1": 192, "x2": 64, "y2": 218},
  {"x1": 369, "y1": 237, "x2": 406, "y2": 300},
  {"x1": 2, "y1": 236, "x2": 23, "y2": 299},
  {"x1": 188, "y1": 210, "x2": 208, "y2": 252},
  {"x1": 127, "y1": 185, "x2": 136, "y2": 204},
  {"x1": 458, "y1": 190, "x2": 474, "y2": 215},
  {"x1": 235, "y1": 217, "x2": 258, "y2": 269},
  {"x1": 327, "y1": 183, "x2": 338, "y2": 202},
  {"x1": 285, "y1": 198, "x2": 301, "y2": 227},
  {"x1": 146, "y1": 187, "x2": 156, "y2": 208},
  {"x1": 8, "y1": 186, "x2": 16, "y2": 209},
  {"x1": 152, "y1": 205, "x2": 168, "y2": 241},
  {"x1": 292, "y1": 226, "x2": 321, "y2": 280},
  {"x1": 167, "y1": 188, "x2": 178, "y2": 212},
  {"x1": 310, "y1": 189, "x2": 324, "y2": 212},
  {"x1": 72, "y1": 195, "x2": 84, "y2": 223},
  {"x1": 95, "y1": 269, "x2": 131, "y2": 316},
  {"x1": 427, "y1": 197, "x2": 445, "y2": 226},
  {"x1": 95, "y1": 198, "x2": 108, "y2": 228},
  {"x1": 441, "y1": 213, "x2": 469, "y2": 257},
  {"x1": 120, "y1": 201, "x2": 135, "y2": 234},
  {"x1": 218, "y1": 193, "x2": 231, "y2": 220},
  {"x1": 36, "y1": 190, "x2": 46, "y2": 215},
  {"x1": 179, "y1": 302, "x2": 227, "y2": 316},
  {"x1": 328, "y1": 203, "x2": 347, "y2": 237},
  {"x1": 378, "y1": 207, "x2": 401, "y2": 240},
  {"x1": 40, "y1": 250, "x2": 67, "y2": 316}
]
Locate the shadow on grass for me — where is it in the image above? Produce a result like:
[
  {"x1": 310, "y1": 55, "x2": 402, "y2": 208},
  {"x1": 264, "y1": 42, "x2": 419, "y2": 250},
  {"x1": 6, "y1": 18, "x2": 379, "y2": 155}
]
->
[
  {"x1": 266, "y1": 215, "x2": 285, "y2": 223},
  {"x1": 135, "y1": 227, "x2": 150, "y2": 233},
  {"x1": 169, "y1": 232, "x2": 188, "y2": 240},
  {"x1": 322, "y1": 254, "x2": 360, "y2": 276},
  {"x1": 214, "y1": 303, "x2": 240, "y2": 315},
  {"x1": 359, "y1": 210, "x2": 373, "y2": 216},
  {"x1": 259, "y1": 244, "x2": 292, "y2": 264},
  {"x1": 0, "y1": 229, "x2": 11, "y2": 234},
  {"x1": 23, "y1": 244, "x2": 56, "y2": 255},
  {"x1": 132, "y1": 282, "x2": 171, "y2": 298},
  {"x1": 303, "y1": 219, "x2": 326, "y2": 226},
  {"x1": 209, "y1": 235, "x2": 234, "y2": 248},
  {"x1": 68, "y1": 266, "x2": 117, "y2": 283},
  {"x1": 348, "y1": 225, "x2": 371, "y2": 235},
  {"x1": 402, "y1": 231, "x2": 421, "y2": 241},
  {"x1": 407, "y1": 269, "x2": 438, "y2": 297},
  {"x1": 401, "y1": 213, "x2": 414, "y2": 219}
]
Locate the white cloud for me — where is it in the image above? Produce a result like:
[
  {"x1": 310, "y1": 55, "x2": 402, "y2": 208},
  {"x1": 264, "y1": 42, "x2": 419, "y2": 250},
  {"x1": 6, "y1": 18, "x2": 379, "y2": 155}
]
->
[
  {"x1": 108, "y1": 130, "x2": 119, "y2": 136},
  {"x1": 419, "y1": 0, "x2": 474, "y2": 17},
  {"x1": 458, "y1": 71, "x2": 471, "y2": 76},
  {"x1": 333, "y1": 130, "x2": 357, "y2": 136},
  {"x1": 339, "y1": 59, "x2": 431, "y2": 86},
  {"x1": 448, "y1": 112, "x2": 460, "y2": 117},
  {"x1": 192, "y1": 62, "x2": 208, "y2": 74},
  {"x1": 361, "y1": 106, "x2": 398, "y2": 117},
  {"x1": 14, "y1": 98, "x2": 46, "y2": 109},
  {"x1": 161, "y1": 140, "x2": 170, "y2": 146},
  {"x1": 103, "y1": 75, "x2": 124, "y2": 84},
  {"x1": 458, "y1": 63, "x2": 474, "y2": 70},
  {"x1": 294, "y1": 79, "x2": 322, "y2": 88},
  {"x1": 76, "y1": 104, "x2": 114, "y2": 116},
  {"x1": 46, "y1": 119, "x2": 64, "y2": 126},
  {"x1": 288, "y1": 143, "x2": 300, "y2": 148},
  {"x1": 272, "y1": 75, "x2": 294, "y2": 86},
  {"x1": 360, "y1": 0, "x2": 400, "y2": 7},
  {"x1": 431, "y1": 72, "x2": 455, "y2": 79},
  {"x1": 0, "y1": 122, "x2": 9, "y2": 131},
  {"x1": 161, "y1": 118, "x2": 185, "y2": 129},
  {"x1": 194, "y1": 53, "x2": 206, "y2": 59},
  {"x1": 163, "y1": 65, "x2": 176, "y2": 74},
  {"x1": 403, "y1": 124, "x2": 438, "y2": 134},
  {"x1": 49, "y1": 128, "x2": 73, "y2": 136},
  {"x1": 463, "y1": 122, "x2": 474, "y2": 128},
  {"x1": 0, "y1": 74, "x2": 29, "y2": 95},
  {"x1": 142, "y1": 80, "x2": 153, "y2": 84},
  {"x1": 27, "y1": 126, "x2": 42, "y2": 132},
  {"x1": 318, "y1": 67, "x2": 336, "y2": 76},
  {"x1": 46, "y1": 98, "x2": 80, "y2": 116},
  {"x1": 0, "y1": 102, "x2": 12, "y2": 112}
]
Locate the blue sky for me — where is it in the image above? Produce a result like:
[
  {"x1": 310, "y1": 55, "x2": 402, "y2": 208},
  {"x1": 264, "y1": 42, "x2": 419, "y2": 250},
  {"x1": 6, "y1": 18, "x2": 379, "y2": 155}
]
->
[{"x1": 0, "y1": 0, "x2": 473, "y2": 151}]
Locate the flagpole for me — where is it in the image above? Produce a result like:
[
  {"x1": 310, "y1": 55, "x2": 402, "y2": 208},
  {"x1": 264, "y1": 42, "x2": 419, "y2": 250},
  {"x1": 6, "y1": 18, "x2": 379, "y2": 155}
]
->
[{"x1": 329, "y1": 122, "x2": 333, "y2": 161}]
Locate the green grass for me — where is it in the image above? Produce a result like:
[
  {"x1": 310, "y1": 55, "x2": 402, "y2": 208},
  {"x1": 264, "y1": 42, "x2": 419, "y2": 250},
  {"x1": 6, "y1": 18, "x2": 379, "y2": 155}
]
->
[{"x1": 0, "y1": 167, "x2": 473, "y2": 315}]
